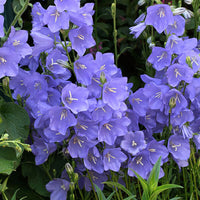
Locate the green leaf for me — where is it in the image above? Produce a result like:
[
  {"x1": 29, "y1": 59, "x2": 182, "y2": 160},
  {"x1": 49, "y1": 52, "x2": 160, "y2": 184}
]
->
[
  {"x1": 0, "y1": 177, "x2": 9, "y2": 192},
  {"x1": 103, "y1": 181, "x2": 134, "y2": 197},
  {"x1": 147, "y1": 157, "x2": 161, "y2": 193},
  {"x1": 21, "y1": 163, "x2": 50, "y2": 197},
  {"x1": 94, "y1": 184, "x2": 106, "y2": 200},
  {"x1": 0, "y1": 102, "x2": 30, "y2": 141},
  {"x1": 106, "y1": 191, "x2": 115, "y2": 200},
  {"x1": 169, "y1": 197, "x2": 182, "y2": 200},
  {"x1": 149, "y1": 184, "x2": 183, "y2": 200},
  {"x1": 129, "y1": 169, "x2": 150, "y2": 200},
  {"x1": 11, "y1": 189, "x2": 27, "y2": 200},
  {"x1": 123, "y1": 195, "x2": 138, "y2": 200},
  {"x1": 0, "y1": 147, "x2": 20, "y2": 175}
]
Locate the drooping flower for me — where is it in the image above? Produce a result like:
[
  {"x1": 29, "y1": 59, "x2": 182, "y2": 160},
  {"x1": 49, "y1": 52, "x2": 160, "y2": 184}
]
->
[{"x1": 129, "y1": 22, "x2": 146, "y2": 38}]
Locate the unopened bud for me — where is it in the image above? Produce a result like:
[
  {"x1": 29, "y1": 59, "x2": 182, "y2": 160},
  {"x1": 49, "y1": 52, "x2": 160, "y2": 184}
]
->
[
  {"x1": 100, "y1": 72, "x2": 106, "y2": 85},
  {"x1": 65, "y1": 163, "x2": 74, "y2": 175},
  {"x1": 74, "y1": 173, "x2": 79, "y2": 183},
  {"x1": 186, "y1": 56, "x2": 193, "y2": 68},
  {"x1": 169, "y1": 97, "x2": 176, "y2": 109},
  {"x1": 1, "y1": 133, "x2": 9, "y2": 140},
  {"x1": 69, "y1": 182, "x2": 75, "y2": 192},
  {"x1": 24, "y1": 144, "x2": 32, "y2": 152},
  {"x1": 111, "y1": 3, "x2": 116, "y2": 17},
  {"x1": 138, "y1": 0, "x2": 145, "y2": 6},
  {"x1": 2, "y1": 77, "x2": 9, "y2": 88},
  {"x1": 184, "y1": 0, "x2": 193, "y2": 4}
]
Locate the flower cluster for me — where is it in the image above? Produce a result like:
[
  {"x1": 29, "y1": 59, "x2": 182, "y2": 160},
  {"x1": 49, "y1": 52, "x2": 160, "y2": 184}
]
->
[
  {"x1": 1, "y1": 0, "x2": 200, "y2": 199},
  {"x1": 3, "y1": 0, "x2": 131, "y2": 198},
  {"x1": 130, "y1": 3, "x2": 200, "y2": 170}
]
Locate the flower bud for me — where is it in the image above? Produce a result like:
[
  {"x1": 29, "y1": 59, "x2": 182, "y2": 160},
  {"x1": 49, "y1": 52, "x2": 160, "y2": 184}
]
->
[
  {"x1": 184, "y1": 0, "x2": 193, "y2": 4},
  {"x1": 65, "y1": 163, "x2": 74, "y2": 175},
  {"x1": 74, "y1": 173, "x2": 79, "y2": 183},
  {"x1": 23, "y1": 144, "x2": 32, "y2": 152},
  {"x1": 169, "y1": 97, "x2": 176, "y2": 109},
  {"x1": 100, "y1": 72, "x2": 107, "y2": 85},
  {"x1": 186, "y1": 56, "x2": 193, "y2": 68},
  {"x1": 111, "y1": 3, "x2": 116, "y2": 17},
  {"x1": 138, "y1": 0, "x2": 145, "y2": 6},
  {"x1": 0, "y1": 133, "x2": 8, "y2": 140},
  {"x1": 69, "y1": 182, "x2": 75, "y2": 192},
  {"x1": 2, "y1": 77, "x2": 9, "y2": 88}
]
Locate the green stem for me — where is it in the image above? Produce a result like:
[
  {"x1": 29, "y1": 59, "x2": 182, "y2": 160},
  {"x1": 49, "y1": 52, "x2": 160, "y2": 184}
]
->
[
  {"x1": 42, "y1": 164, "x2": 53, "y2": 180},
  {"x1": 137, "y1": 179, "x2": 142, "y2": 199},
  {"x1": 191, "y1": 146, "x2": 199, "y2": 200},
  {"x1": 77, "y1": 184, "x2": 84, "y2": 200},
  {"x1": 182, "y1": 168, "x2": 188, "y2": 200},
  {"x1": 94, "y1": 0, "x2": 98, "y2": 43},
  {"x1": 5, "y1": 0, "x2": 30, "y2": 38},
  {"x1": 86, "y1": 169, "x2": 98, "y2": 200},
  {"x1": 2, "y1": 192, "x2": 8, "y2": 200},
  {"x1": 111, "y1": 1, "x2": 118, "y2": 65},
  {"x1": 111, "y1": 171, "x2": 121, "y2": 200}
]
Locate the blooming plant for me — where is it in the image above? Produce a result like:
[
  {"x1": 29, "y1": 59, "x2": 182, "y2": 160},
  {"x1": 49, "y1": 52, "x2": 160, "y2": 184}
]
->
[{"x1": 0, "y1": 0, "x2": 200, "y2": 199}]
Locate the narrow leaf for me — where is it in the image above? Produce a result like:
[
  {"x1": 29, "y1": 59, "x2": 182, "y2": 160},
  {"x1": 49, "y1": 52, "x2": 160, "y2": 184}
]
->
[
  {"x1": 150, "y1": 184, "x2": 183, "y2": 200},
  {"x1": 94, "y1": 184, "x2": 106, "y2": 200},
  {"x1": 106, "y1": 191, "x2": 115, "y2": 200},
  {"x1": 129, "y1": 169, "x2": 150, "y2": 198},
  {"x1": 123, "y1": 195, "x2": 137, "y2": 200},
  {"x1": 103, "y1": 181, "x2": 133, "y2": 196},
  {"x1": 147, "y1": 157, "x2": 161, "y2": 193}
]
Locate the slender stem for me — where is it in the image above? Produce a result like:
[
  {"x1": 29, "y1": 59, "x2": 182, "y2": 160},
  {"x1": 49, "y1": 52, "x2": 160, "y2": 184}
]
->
[
  {"x1": 2, "y1": 192, "x2": 8, "y2": 200},
  {"x1": 42, "y1": 164, "x2": 53, "y2": 180},
  {"x1": 86, "y1": 169, "x2": 98, "y2": 200},
  {"x1": 5, "y1": 0, "x2": 30, "y2": 38},
  {"x1": 111, "y1": 171, "x2": 121, "y2": 200},
  {"x1": 94, "y1": 0, "x2": 98, "y2": 44},
  {"x1": 77, "y1": 184, "x2": 84, "y2": 200},
  {"x1": 112, "y1": 0, "x2": 118, "y2": 65},
  {"x1": 182, "y1": 168, "x2": 188, "y2": 200},
  {"x1": 137, "y1": 179, "x2": 142, "y2": 199},
  {"x1": 124, "y1": 169, "x2": 129, "y2": 190},
  {"x1": 191, "y1": 146, "x2": 199, "y2": 200}
]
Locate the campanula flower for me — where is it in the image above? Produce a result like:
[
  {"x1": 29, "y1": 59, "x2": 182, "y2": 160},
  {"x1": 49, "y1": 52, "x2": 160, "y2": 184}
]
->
[{"x1": 145, "y1": 4, "x2": 174, "y2": 33}]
